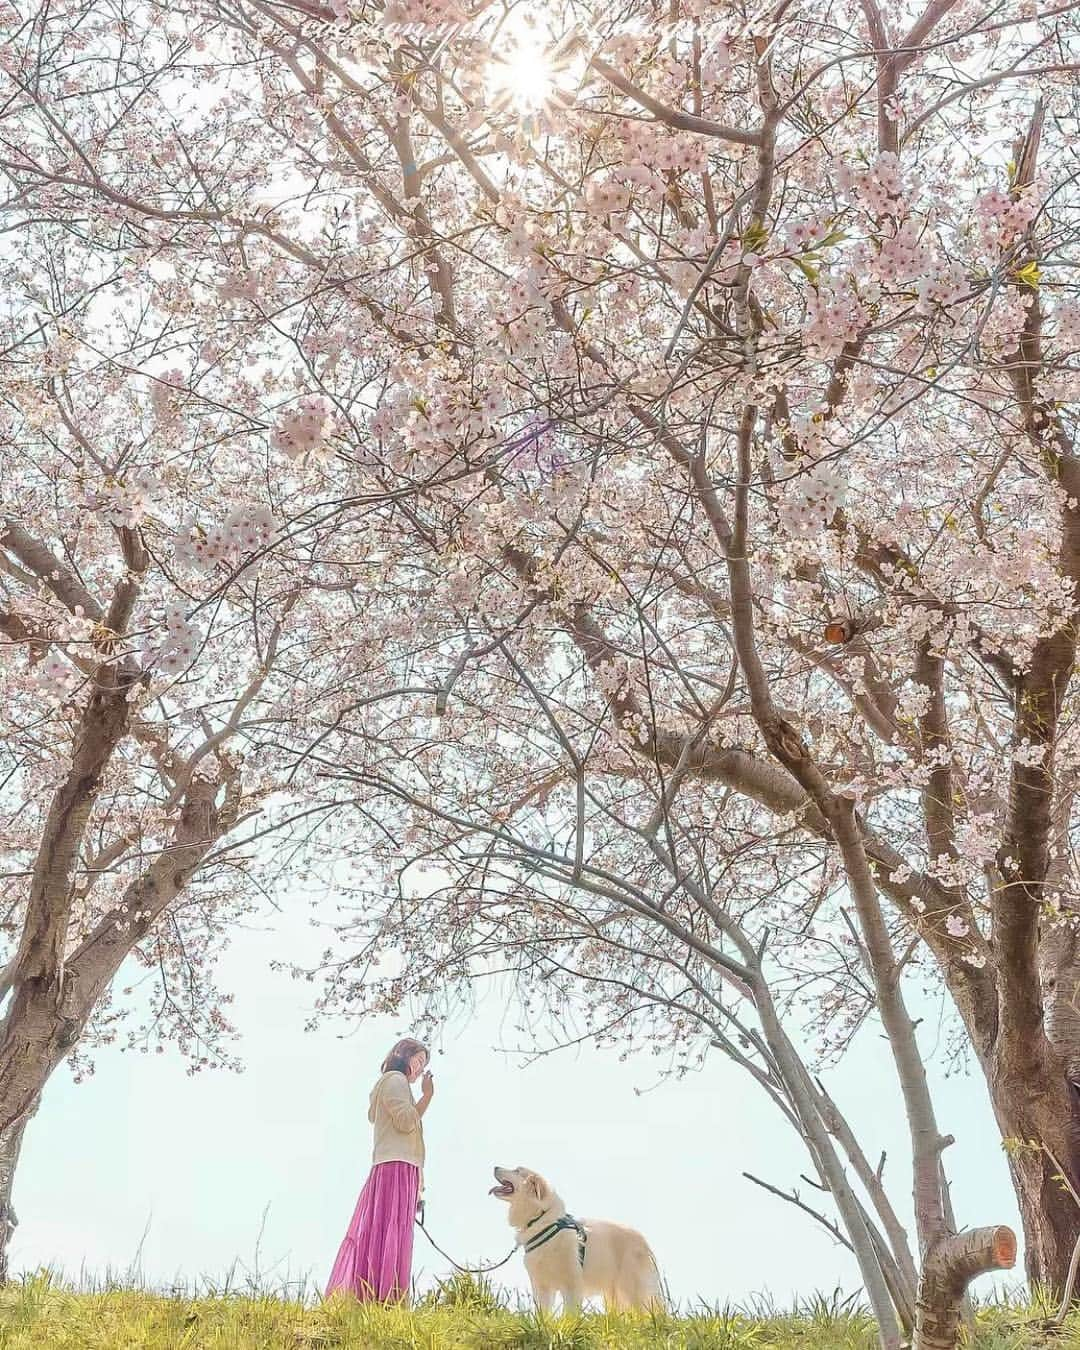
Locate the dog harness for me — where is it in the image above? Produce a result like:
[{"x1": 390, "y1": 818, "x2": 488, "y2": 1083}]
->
[{"x1": 523, "y1": 1209, "x2": 588, "y2": 1267}]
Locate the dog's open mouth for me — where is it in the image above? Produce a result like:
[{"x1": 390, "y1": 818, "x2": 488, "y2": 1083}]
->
[{"x1": 490, "y1": 1170, "x2": 515, "y2": 1198}]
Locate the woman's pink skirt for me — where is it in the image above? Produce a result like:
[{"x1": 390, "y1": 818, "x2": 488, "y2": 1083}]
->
[{"x1": 324, "y1": 1160, "x2": 420, "y2": 1303}]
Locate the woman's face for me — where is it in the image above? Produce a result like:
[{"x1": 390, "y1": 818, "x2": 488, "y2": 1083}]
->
[{"x1": 406, "y1": 1050, "x2": 428, "y2": 1083}]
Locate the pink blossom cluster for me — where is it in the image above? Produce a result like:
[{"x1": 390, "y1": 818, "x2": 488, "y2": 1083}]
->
[
  {"x1": 84, "y1": 469, "x2": 159, "y2": 529},
  {"x1": 271, "y1": 397, "x2": 332, "y2": 461},
  {"x1": 33, "y1": 650, "x2": 81, "y2": 702},
  {"x1": 150, "y1": 604, "x2": 205, "y2": 678},
  {"x1": 979, "y1": 289, "x2": 1033, "y2": 359},
  {"x1": 173, "y1": 505, "x2": 275, "y2": 574},
  {"x1": 381, "y1": 0, "x2": 466, "y2": 34},
  {"x1": 975, "y1": 186, "x2": 1038, "y2": 249},
  {"x1": 837, "y1": 151, "x2": 908, "y2": 218},
  {"x1": 600, "y1": 30, "x2": 655, "y2": 68},
  {"x1": 370, "y1": 361, "x2": 513, "y2": 465},
  {"x1": 873, "y1": 218, "x2": 932, "y2": 285},
  {"x1": 954, "y1": 812, "x2": 999, "y2": 867},
  {"x1": 616, "y1": 122, "x2": 709, "y2": 182},
  {"x1": 896, "y1": 680, "x2": 932, "y2": 721},
  {"x1": 369, "y1": 389, "x2": 412, "y2": 448},
  {"x1": 495, "y1": 195, "x2": 559, "y2": 266},
  {"x1": 618, "y1": 159, "x2": 667, "y2": 202},
  {"x1": 1054, "y1": 301, "x2": 1080, "y2": 352},
  {"x1": 150, "y1": 368, "x2": 187, "y2": 425},
  {"x1": 785, "y1": 218, "x2": 831, "y2": 251},
  {"x1": 802, "y1": 282, "x2": 868, "y2": 358},
  {"x1": 223, "y1": 504, "x2": 277, "y2": 554},
  {"x1": 776, "y1": 461, "x2": 847, "y2": 535},
  {"x1": 914, "y1": 261, "x2": 968, "y2": 315},
  {"x1": 173, "y1": 524, "x2": 235, "y2": 573},
  {"x1": 502, "y1": 216, "x2": 541, "y2": 263},
  {"x1": 217, "y1": 274, "x2": 261, "y2": 303},
  {"x1": 582, "y1": 179, "x2": 631, "y2": 218},
  {"x1": 500, "y1": 267, "x2": 548, "y2": 314},
  {"x1": 787, "y1": 409, "x2": 833, "y2": 459},
  {"x1": 698, "y1": 35, "x2": 732, "y2": 84},
  {"x1": 1013, "y1": 738, "x2": 1047, "y2": 768},
  {"x1": 497, "y1": 303, "x2": 548, "y2": 358}
]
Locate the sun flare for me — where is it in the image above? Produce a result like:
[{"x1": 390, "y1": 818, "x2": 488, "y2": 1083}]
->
[{"x1": 487, "y1": 23, "x2": 558, "y2": 114}]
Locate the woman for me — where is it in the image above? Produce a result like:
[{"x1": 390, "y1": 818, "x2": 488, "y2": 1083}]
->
[{"x1": 324, "y1": 1037, "x2": 434, "y2": 1303}]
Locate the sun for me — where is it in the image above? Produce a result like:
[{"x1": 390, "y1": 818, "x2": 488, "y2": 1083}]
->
[
  {"x1": 496, "y1": 41, "x2": 555, "y2": 112},
  {"x1": 486, "y1": 19, "x2": 558, "y2": 115}
]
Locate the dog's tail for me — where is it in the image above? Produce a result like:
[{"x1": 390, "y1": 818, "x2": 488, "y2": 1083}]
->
[{"x1": 641, "y1": 1242, "x2": 667, "y2": 1312}]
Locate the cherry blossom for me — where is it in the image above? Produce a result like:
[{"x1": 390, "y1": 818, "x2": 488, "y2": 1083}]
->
[{"x1": 271, "y1": 397, "x2": 333, "y2": 462}]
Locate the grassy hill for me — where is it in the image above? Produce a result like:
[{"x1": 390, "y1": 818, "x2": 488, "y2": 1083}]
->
[{"x1": 0, "y1": 1272, "x2": 1071, "y2": 1348}]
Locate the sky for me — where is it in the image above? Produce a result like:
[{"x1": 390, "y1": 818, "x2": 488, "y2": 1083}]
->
[{"x1": 13, "y1": 906, "x2": 1024, "y2": 1311}]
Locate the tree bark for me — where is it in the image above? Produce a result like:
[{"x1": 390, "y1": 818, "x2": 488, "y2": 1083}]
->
[
  {"x1": 0, "y1": 773, "x2": 236, "y2": 1132},
  {"x1": 0, "y1": 772, "x2": 238, "y2": 1281},
  {"x1": 749, "y1": 975, "x2": 904, "y2": 1349},
  {"x1": 1011, "y1": 1152, "x2": 1079, "y2": 1294},
  {"x1": 715, "y1": 409, "x2": 957, "y2": 1266},
  {"x1": 865, "y1": 1217, "x2": 917, "y2": 1339},
  {"x1": 810, "y1": 1075, "x2": 919, "y2": 1306},
  {"x1": 988, "y1": 1074, "x2": 1080, "y2": 1292},
  {"x1": 914, "y1": 1226, "x2": 1015, "y2": 1350},
  {"x1": 0, "y1": 1099, "x2": 36, "y2": 1284}
]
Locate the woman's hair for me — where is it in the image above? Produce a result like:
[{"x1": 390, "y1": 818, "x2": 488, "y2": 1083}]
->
[{"x1": 381, "y1": 1037, "x2": 428, "y2": 1075}]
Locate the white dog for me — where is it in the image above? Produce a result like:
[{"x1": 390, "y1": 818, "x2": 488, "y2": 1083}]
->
[{"x1": 490, "y1": 1164, "x2": 662, "y2": 1313}]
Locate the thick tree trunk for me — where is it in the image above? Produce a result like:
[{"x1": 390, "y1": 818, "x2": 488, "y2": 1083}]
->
[
  {"x1": 1005, "y1": 1134, "x2": 1079, "y2": 1291},
  {"x1": 0, "y1": 981, "x2": 143, "y2": 1284},
  {"x1": 914, "y1": 1226, "x2": 1016, "y2": 1350},
  {"x1": 985, "y1": 1051, "x2": 1080, "y2": 1293},
  {"x1": 0, "y1": 978, "x2": 147, "y2": 1285},
  {"x1": 0, "y1": 774, "x2": 236, "y2": 1283},
  {"x1": 0, "y1": 775, "x2": 235, "y2": 1134},
  {"x1": 0, "y1": 1101, "x2": 35, "y2": 1284},
  {"x1": 0, "y1": 976, "x2": 87, "y2": 1135},
  {"x1": 0, "y1": 1000, "x2": 99, "y2": 1281}
]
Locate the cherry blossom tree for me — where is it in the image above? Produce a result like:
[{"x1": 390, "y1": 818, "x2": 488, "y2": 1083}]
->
[
  {"x1": 0, "y1": 257, "x2": 452, "y2": 1276},
  {"x1": 5, "y1": 0, "x2": 1080, "y2": 1337},
  {"x1": 0, "y1": 64, "x2": 458, "y2": 1271}
]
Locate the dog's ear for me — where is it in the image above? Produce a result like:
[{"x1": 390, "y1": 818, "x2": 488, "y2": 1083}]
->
[{"x1": 527, "y1": 1172, "x2": 549, "y2": 1201}]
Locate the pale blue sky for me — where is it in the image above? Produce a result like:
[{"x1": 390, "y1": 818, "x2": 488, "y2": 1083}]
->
[{"x1": 14, "y1": 910, "x2": 1022, "y2": 1309}]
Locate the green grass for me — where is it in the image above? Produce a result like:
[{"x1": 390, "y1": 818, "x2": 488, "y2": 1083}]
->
[{"x1": 0, "y1": 1271, "x2": 1075, "y2": 1349}]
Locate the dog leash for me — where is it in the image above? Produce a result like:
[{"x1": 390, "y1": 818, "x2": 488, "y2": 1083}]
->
[{"x1": 415, "y1": 1204, "x2": 517, "y2": 1277}]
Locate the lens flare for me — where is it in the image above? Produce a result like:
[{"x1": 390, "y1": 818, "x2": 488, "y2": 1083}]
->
[{"x1": 487, "y1": 19, "x2": 557, "y2": 114}]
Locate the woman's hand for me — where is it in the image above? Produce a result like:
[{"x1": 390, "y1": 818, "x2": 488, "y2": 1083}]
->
[{"x1": 417, "y1": 1069, "x2": 434, "y2": 1118}]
